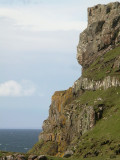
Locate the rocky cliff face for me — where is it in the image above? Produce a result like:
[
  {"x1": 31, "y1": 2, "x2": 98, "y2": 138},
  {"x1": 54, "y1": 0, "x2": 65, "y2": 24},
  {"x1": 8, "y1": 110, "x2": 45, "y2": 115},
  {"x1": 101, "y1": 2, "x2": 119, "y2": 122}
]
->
[
  {"x1": 39, "y1": 88, "x2": 95, "y2": 154},
  {"x1": 30, "y1": 2, "x2": 120, "y2": 158},
  {"x1": 73, "y1": 76, "x2": 120, "y2": 94},
  {"x1": 77, "y1": 2, "x2": 120, "y2": 69}
]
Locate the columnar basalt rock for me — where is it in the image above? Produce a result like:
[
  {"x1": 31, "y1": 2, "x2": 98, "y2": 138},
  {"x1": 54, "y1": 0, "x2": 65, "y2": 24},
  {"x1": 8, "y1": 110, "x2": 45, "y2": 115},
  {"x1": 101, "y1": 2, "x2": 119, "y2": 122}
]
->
[{"x1": 77, "y1": 2, "x2": 120, "y2": 69}]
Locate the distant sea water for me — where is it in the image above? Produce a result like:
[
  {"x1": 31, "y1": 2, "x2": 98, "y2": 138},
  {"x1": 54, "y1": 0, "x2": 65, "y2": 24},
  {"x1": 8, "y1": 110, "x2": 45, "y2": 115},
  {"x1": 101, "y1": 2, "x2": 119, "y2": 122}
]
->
[{"x1": 0, "y1": 129, "x2": 42, "y2": 153}]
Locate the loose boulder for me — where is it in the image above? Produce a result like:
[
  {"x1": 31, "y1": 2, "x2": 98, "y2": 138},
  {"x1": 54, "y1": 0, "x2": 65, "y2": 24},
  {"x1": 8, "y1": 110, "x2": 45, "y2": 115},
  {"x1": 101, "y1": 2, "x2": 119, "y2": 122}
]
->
[
  {"x1": 37, "y1": 155, "x2": 48, "y2": 160},
  {"x1": 6, "y1": 156, "x2": 14, "y2": 160},
  {"x1": 63, "y1": 150, "x2": 73, "y2": 158},
  {"x1": 16, "y1": 155, "x2": 25, "y2": 160},
  {"x1": 28, "y1": 155, "x2": 37, "y2": 160}
]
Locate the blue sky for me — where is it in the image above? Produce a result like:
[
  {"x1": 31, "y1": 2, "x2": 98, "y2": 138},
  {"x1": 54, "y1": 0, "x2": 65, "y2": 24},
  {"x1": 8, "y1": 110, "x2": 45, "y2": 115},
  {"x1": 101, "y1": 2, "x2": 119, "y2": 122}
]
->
[{"x1": 0, "y1": 0, "x2": 118, "y2": 129}]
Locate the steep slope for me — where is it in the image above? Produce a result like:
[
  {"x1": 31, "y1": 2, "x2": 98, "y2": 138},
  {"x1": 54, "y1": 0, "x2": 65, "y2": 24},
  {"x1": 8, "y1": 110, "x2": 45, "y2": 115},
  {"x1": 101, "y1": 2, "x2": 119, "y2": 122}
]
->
[{"x1": 29, "y1": 2, "x2": 120, "y2": 159}]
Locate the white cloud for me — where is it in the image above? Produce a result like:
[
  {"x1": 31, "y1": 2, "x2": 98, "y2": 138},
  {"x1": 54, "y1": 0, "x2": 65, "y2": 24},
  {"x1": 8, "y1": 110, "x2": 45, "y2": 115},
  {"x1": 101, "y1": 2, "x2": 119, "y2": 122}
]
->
[
  {"x1": 0, "y1": 6, "x2": 87, "y2": 32},
  {"x1": 0, "y1": 80, "x2": 36, "y2": 97},
  {"x1": 0, "y1": 0, "x2": 117, "y2": 32}
]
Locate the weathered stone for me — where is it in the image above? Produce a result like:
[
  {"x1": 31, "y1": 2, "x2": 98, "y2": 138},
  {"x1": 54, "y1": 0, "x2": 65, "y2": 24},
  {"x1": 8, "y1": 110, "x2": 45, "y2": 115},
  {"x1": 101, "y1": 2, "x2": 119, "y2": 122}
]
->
[
  {"x1": 113, "y1": 56, "x2": 120, "y2": 70},
  {"x1": 0, "y1": 157, "x2": 6, "y2": 160},
  {"x1": 37, "y1": 155, "x2": 48, "y2": 160},
  {"x1": 28, "y1": 155, "x2": 37, "y2": 160},
  {"x1": 63, "y1": 150, "x2": 73, "y2": 158},
  {"x1": 72, "y1": 76, "x2": 120, "y2": 94},
  {"x1": 6, "y1": 156, "x2": 14, "y2": 160},
  {"x1": 38, "y1": 88, "x2": 96, "y2": 154},
  {"x1": 34, "y1": 2, "x2": 120, "y2": 157},
  {"x1": 16, "y1": 155, "x2": 25, "y2": 160},
  {"x1": 77, "y1": 2, "x2": 120, "y2": 69}
]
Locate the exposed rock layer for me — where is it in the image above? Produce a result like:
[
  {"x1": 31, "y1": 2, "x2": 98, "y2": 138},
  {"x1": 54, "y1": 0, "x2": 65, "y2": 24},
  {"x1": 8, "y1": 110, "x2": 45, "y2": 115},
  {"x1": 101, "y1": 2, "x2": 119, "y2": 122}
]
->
[
  {"x1": 0, "y1": 154, "x2": 48, "y2": 160},
  {"x1": 73, "y1": 76, "x2": 120, "y2": 94},
  {"x1": 30, "y1": 2, "x2": 120, "y2": 157},
  {"x1": 77, "y1": 2, "x2": 120, "y2": 69}
]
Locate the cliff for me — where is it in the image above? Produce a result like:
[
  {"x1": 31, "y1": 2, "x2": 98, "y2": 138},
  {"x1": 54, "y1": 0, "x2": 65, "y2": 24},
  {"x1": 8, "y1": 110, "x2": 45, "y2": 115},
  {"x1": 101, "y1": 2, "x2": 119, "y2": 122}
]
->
[
  {"x1": 29, "y1": 2, "x2": 120, "y2": 159},
  {"x1": 77, "y1": 2, "x2": 120, "y2": 69}
]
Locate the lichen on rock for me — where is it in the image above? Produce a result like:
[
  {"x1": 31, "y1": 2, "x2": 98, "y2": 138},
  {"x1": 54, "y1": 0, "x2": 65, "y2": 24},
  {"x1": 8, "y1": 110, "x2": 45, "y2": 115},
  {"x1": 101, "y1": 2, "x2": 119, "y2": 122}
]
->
[{"x1": 30, "y1": 2, "x2": 120, "y2": 158}]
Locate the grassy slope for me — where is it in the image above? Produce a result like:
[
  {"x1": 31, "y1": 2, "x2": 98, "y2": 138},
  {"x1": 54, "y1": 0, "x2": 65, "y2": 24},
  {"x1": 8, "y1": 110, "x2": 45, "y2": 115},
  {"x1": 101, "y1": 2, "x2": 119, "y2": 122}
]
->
[
  {"x1": 82, "y1": 46, "x2": 120, "y2": 81},
  {"x1": 29, "y1": 46, "x2": 120, "y2": 159},
  {"x1": 50, "y1": 88, "x2": 120, "y2": 159},
  {"x1": 68, "y1": 46, "x2": 120, "y2": 159},
  {"x1": 29, "y1": 87, "x2": 120, "y2": 159},
  {"x1": 28, "y1": 140, "x2": 58, "y2": 156},
  {"x1": 73, "y1": 88, "x2": 120, "y2": 159}
]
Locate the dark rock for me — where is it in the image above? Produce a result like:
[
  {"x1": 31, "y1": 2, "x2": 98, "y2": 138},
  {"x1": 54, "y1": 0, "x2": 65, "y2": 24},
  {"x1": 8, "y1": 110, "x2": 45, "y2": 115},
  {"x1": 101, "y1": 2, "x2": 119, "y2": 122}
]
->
[
  {"x1": 101, "y1": 140, "x2": 110, "y2": 146},
  {"x1": 110, "y1": 154, "x2": 116, "y2": 159},
  {"x1": 0, "y1": 157, "x2": 6, "y2": 160},
  {"x1": 110, "y1": 146, "x2": 115, "y2": 150},
  {"x1": 6, "y1": 156, "x2": 14, "y2": 160},
  {"x1": 83, "y1": 152, "x2": 92, "y2": 158},
  {"x1": 94, "y1": 151, "x2": 99, "y2": 156},
  {"x1": 37, "y1": 155, "x2": 48, "y2": 160},
  {"x1": 16, "y1": 155, "x2": 25, "y2": 160},
  {"x1": 115, "y1": 148, "x2": 120, "y2": 155},
  {"x1": 63, "y1": 150, "x2": 73, "y2": 158},
  {"x1": 28, "y1": 155, "x2": 37, "y2": 160}
]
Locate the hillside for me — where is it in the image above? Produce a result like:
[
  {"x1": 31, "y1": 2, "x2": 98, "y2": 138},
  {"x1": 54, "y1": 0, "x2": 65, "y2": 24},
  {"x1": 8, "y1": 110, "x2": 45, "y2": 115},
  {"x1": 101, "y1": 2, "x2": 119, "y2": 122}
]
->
[{"x1": 29, "y1": 2, "x2": 120, "y2": 159}]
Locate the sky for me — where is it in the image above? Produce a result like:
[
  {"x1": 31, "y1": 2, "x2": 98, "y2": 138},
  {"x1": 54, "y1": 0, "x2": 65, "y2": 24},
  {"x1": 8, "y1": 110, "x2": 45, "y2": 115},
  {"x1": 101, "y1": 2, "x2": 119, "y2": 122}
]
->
[{"x1": 0, "y1": 0, "x2": 119, "y2": 129}]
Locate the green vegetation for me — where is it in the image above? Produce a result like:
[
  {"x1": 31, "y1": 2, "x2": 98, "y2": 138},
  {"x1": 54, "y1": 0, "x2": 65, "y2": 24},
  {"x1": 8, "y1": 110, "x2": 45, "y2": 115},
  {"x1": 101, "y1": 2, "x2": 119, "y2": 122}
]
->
[
  {"x1": 76, "y1": 86, "x2": 120, "y2": 106},
  {"x1": 28, "y1": 140, "x2": 58, "y2": 156},
  {"x1": 0, "y1": 151, "x2": 14, "y2": 156},
  {"x1": 3, "y1": 47, "x2": 120, "y2": 160},
  {"x1": 1, "y1": 150, "x2": 120, "y2": 160},
  {"x1": 29, "y1": 86, "x2": 120, "y2": 159},
  {"x1": 72, "y1": 87, "x2": 120, "y2": 159},
  {"x1": 49, "y1": 156, "x2": 120, "y2": 160},
  {"x1": 74, "y1": 106, "x2": 120, "y2": 157},
  {"x1": 83, "y1": 46, "x2": 120, "y2": 81}
]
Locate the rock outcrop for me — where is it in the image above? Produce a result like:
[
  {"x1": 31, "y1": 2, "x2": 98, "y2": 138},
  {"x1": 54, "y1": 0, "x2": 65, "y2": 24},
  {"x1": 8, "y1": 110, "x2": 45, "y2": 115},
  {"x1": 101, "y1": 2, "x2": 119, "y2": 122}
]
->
[
  {"x1": 0, "y1": 154, "x2": 48, "y2": 160},
  {"x1": 39, "y1": 88, "x2": 95, "y2": 154},
  {"x1": 77, "y1": 2, "x2": 120, "y2": 69},
  {"x1": 73, "y1": 76, "x2": 120, "y2": 94},
  {"x1": 30, "y1": 2, "x2": 120, "y2": 158}
]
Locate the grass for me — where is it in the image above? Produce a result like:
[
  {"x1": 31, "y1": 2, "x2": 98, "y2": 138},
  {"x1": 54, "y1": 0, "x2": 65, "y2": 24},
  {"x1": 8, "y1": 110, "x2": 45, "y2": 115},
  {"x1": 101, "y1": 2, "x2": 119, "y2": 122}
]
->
[
  {"x1": 28, "y1": 140, "x2": 58, "y2": 156},
  {"x1": 48, "y1": 155, "x2": 120, "y2": 160},
  {"x1": 73, "y1": 95, "x2": 120, "y2": 158},
  {"x1": 82, "y1": 46, "x2": 120, "y2": 81},
  {"x1": 63, "y1": 85, "x2": 120, "y2": 159},
  {"x1": 75, "y1": 87, "x2": 120, "y2": 107},
  {"x1": 1, "y1": 150, "x2": 120, "y2": 160},
  {"x1": 29, "y1": 86, "x2": 120, "y2": 159},
  {"x1": 6, "y1": 46, "x2": 120, "y2": 160}
]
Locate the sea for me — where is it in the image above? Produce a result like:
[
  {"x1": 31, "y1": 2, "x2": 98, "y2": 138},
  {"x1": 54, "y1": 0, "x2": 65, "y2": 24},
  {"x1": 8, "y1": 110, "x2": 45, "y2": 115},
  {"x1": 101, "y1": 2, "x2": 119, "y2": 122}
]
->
[{"x1": 0, "y1": 129, "x2": 42, "y2": 153}]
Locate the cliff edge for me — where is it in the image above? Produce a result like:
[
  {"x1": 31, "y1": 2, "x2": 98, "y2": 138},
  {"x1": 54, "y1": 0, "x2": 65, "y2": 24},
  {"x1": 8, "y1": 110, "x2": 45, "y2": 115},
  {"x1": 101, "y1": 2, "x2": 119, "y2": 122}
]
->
[
  {"x1": 29, "y1": 2, "x2": 120, "y2": 159},
  {"x1": 77, "y1": 2, "x2": 120, "y2": 69}
]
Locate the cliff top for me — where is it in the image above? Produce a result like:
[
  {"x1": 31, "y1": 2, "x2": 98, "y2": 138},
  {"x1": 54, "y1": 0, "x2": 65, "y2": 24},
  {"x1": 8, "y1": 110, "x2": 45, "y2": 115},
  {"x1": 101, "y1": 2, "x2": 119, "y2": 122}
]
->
[
  {"x1": 77, "y1": 1, "x2": 120, "y2": 69},
  {"x1": 88, "y1": 2, "x2": 120, "y2": 25}
]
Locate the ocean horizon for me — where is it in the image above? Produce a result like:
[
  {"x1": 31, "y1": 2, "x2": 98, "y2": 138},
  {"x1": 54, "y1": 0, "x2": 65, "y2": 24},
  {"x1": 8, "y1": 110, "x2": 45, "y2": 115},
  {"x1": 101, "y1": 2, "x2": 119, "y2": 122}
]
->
[{"x1": 0, "y1": 129, "x2": 42, "y2": 153}]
